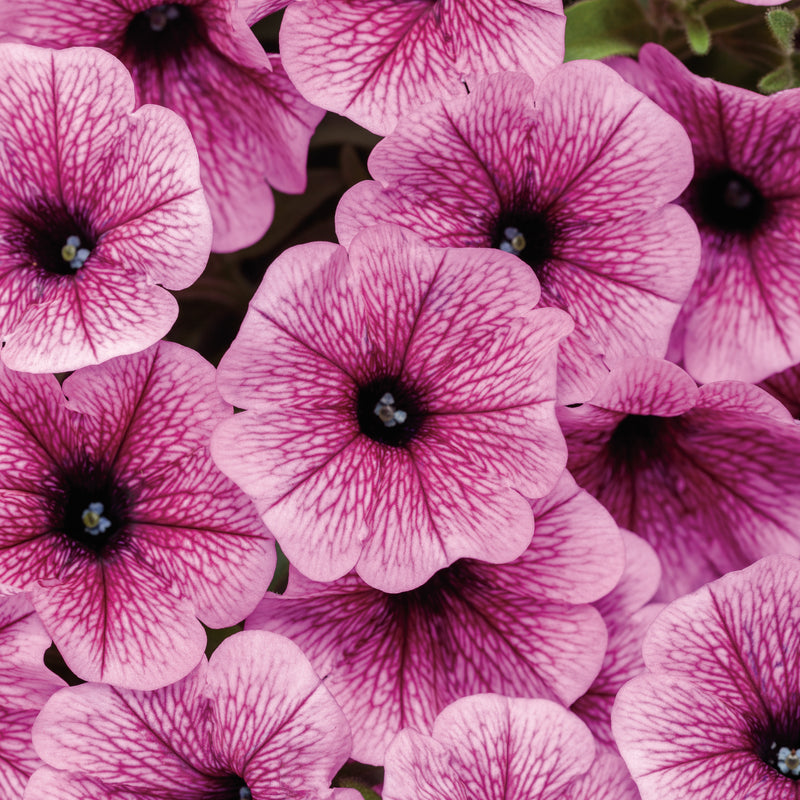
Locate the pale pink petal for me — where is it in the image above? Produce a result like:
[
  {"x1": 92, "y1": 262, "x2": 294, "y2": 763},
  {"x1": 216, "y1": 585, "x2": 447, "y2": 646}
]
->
[
  {"x1": 357, "y1": 443, "x2": 535, "y2": 591},
  {"x1": 249, "y1": 538, "x2": 609, "y2": 763},
  {"x1": 25, "y1": 770, "x2": 156, "y2": 800},
  {"x1": 443, "y1": 0, "x2": 564, "y2": 81},
  {"x1": 281, "y1": 0, "x2": 461, "y2": 135},
  {"x1": 31, "y1": 664, "x2": 216, "y2": 791},
  {"x1": 0, "y1": 594, "x2": 65, "y2": 709},
  {"x1": 522, "y1": 471, "x2": 625, "y2": 604},
  {"x1": 212, "y1": 410, "x2": 372, "y2": 583},
  {"x1": 1, "y1": 265, "x2": 178, "y2": 373},
  {"x1": 594, "y1": 530, "x2": 661, "y2": 619},
  {"x1": 2, "y1": 708, "x2": 48, "y2": 796},
  {"x1": 133, "y1": 46, "x2": 322, "y2": 252},
  {"x1": 642, "y1": 556, "x2": 800, "y2": 711},
  {"x1": 63, "y1": 342, "x2": 229, "y2": 485},
  {"x1": 385, "y1": 696, "x2": 595, "y2": 800},
  {"x1": 206, "y1": 631, "x2": 352, "y2": 795},
  {"x1": 563, "y1": 752, "x2": 641, "y2": 800},
  {"x1": 613, "y1": 675, "x2": 771, "y2": 799},
  {"x1": 32, "y1": 556, "x2": 206, "y2": 690},
  {"x1": 129, "y1": 450, "x2": 274, "y2": 628},
  {"x1": 533, "y1": 61, "x2": 693, "y2": 218}
]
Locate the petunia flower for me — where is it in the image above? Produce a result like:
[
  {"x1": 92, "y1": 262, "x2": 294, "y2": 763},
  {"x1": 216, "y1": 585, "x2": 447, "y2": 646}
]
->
[
  {"x1": 25, "y1": 630, "x2": 359, "y2": 800},
  {"x1": 560, "y1": 356, "x2": 800, "y2": 601},
  {"x1": 612, "y1": 44, "x2": 800, "y2": 383},
  {"x1": 572, "y1": 530, "x2": 663, "y2": 750},
  {"x1": 0, "y1": 43, "x2": 211, "y2": 373},
  {"x1": 246, "y1": 471, "x2": 624, "y2": 764},
  {"x1": 336, "y1": 64, "x2": 700, "y2": 403},
  {"x1": 212, "y1": 224, "x2": 573, "y2": 592},
  {"x1": 382, "y1": 693, "x2": 640, "y2": 800},
  {"x1": 0, "y1": 341, "x2": 274, "y2": 690},
  {"x1": 0, "y1": 0, "x2": 324, "y2": 252},
  {"x1": 613, "y1": 555, "x2": 800, "y2": 800},
  {"x1": 278, "y1": 0, "x2": 565, "y2": 135},
  {"x1": 0, "y1": 595, "x2": 66, "y2": 796}
]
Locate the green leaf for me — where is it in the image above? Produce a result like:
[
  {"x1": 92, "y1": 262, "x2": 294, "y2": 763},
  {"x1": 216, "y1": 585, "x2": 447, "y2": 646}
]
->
[
  {"x1": 565, "y1": 0, "x2": 655, "y2": 60},
  {"x1": 685, "y1": 13, "x2": 712, "y2": 55},
  {"x1": 758, "y1": 63, "x2": 796, "y2": 93},
  {"x1": 767, "y1": 8, "x2": 798, "y2": 53}
]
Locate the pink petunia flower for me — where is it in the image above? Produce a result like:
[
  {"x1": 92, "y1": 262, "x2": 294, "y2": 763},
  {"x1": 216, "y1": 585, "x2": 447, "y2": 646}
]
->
[
  {"x1": 0, "y1": 595, "x2": 66, "y2": 796},
  {"x1": 336, "y1": 64, "x2": 700, "y2": 403},
  {"x1": 560, "y1": 356, "x2": 800, "y2": 601},
  {"x1": 572, "y1": 530, "x2": 663, "y2": 750},
  {"x1": 612, "y1": 44, "x2": 800, "y2": 383},
  {"x1": 278, "y1": 0, "x2": 565, "y2": 135},
  {"x1": 0, "y1": 341, "x2": 274, "y2": 690},
  {"x1": 246, "y1": 471, "x2": 624, "y2": 764},
  {"x1": 0, "y1": 1, "x2": 324, "y2": 253},
  {"x1": 0, "y1": 43, "x2": 211, "y2": 373},
  {"x1": 25, "y1": 630, "x2": 359, "y2": 800},
  {"x1": 383, "y1": 694, "x2": 640, "y2": 800},
  {"x1": 613, "y1": 555, "x2": 800, "y2": 800},
  {"x1": 212, "y1": 224, "x2": 573, "y2": 592}
]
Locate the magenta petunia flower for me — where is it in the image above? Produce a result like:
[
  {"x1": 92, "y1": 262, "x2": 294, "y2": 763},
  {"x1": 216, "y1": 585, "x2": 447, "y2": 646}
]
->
[
  {"x1": 613, "y1": 555, "x2": 800, "y2": 800},
  {"x1": 26, "y1": 630, "x2": 359, "y2": 800},
  {"x1": 336, "y1": 64, "x2": 700, "y2": 403},
  {"x1": 572, "y1": 530, "x2": 663, "y2": 750},
  {"x1": 246, "y1": 471, "x2": 624, "y2": 764},
  {"x1": 383, "y1": 694, "x2": 640, "y2": 800},
  {"x1": 560, "y1": 356, "x2": 800, "y2": 601},
  {"x1": 212, "y1": 224, "x2": 573, "y2": 592},
  {"x1": 0, "y1": 1, "x2": 323, "y2": 253},
  {"x1": 612, "y1": 44, "x2": 800, "y2": 383},
  {"x1": 279, "y1": 0, "x2": 565, "y2": 135},
  {"x1": 0, "y1": 341, "x2": 274, "y2": 690},
  {"x1": 0, "y1": 595, "x2": 66, "y2": 796},
  {"x1": 0, "y1": 43, "x2": 211, "y2": 373}
]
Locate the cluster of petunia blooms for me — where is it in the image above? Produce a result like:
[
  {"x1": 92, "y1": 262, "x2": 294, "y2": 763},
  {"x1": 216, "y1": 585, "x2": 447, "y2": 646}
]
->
[{"x1": 0, "y1": 1, "x2": 799, "y2": 799}]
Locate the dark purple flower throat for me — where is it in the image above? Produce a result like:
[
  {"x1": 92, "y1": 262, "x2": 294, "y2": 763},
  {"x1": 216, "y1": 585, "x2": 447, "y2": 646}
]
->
[
  {"x1": 695, "y1": 169, "x2": 766, "y2": 234},
  {"x1": 356, "y1": 375, "x2": 425, "y2": 447}
]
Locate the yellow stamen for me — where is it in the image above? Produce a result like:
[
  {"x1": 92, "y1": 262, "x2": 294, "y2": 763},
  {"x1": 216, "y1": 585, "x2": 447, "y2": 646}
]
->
[
  {"x1": 61, "y1": 244, "x2": 77, "y2": 262},
  {"x1": 82, "y1": 510, "x2": 101, "y2": 529}
]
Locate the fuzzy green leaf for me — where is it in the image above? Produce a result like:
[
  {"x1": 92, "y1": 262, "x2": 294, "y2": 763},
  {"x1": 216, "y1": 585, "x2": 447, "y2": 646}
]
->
[{"x1": 565, "y1": 0, "x2": 654, "y2": 60}]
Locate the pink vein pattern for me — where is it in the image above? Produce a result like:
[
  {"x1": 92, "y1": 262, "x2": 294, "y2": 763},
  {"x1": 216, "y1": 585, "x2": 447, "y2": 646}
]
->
[{"x1": 280, "y1": 0, "x2": 565, "y2": 134}]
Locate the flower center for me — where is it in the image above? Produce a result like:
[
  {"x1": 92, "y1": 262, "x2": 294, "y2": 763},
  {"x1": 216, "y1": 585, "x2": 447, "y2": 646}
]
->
[
  {"x1": 10, "y1": 201, "x2": 97, "y2": 277},
  {"x1": 60, "y1": 235, "x2": 91, "y2": 270},
  {"x1": 764, "y1": 741, "x2": 800, "y2": 779},
  {"x1": 124, "y1": 3, "x2": 200, "y2": 63},
  {"x1": 58, "y1": 468, "x2": 129, "y2": 555},
  {"x1": 694, "y1": 168, "x2": 766, "y2": 234},
  {"x1": 144, "y1": 3, "x2": 183, "y2": 31},
  {"x1": 491, "y1": 210, "x2": 554, "y2": 274},
  {"x1": 356, "y1": 377, "x2": 424, "y2": 447}
]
